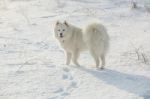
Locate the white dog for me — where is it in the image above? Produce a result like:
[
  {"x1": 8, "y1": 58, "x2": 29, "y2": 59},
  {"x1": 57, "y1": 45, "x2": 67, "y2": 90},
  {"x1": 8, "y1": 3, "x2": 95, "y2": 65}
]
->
[{"x1": 54, "y1": 21, "x2": 109, "y2": 69}]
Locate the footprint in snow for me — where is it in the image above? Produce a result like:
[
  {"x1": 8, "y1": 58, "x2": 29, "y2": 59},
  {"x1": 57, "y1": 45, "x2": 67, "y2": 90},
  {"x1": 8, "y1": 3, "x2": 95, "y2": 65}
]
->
[
  {"x1": 62, "y1": 67, "x2": 73, "y2": 80},
  {"x1": 63, "y1": 67, "x2": 70, "y2": 72},
  {"x1": 53, "y1": 87, "x2": 64, "y2": 93},
  {"x1": 62, "y1": 67, "x2": 78, "y2": 90},
  {"x1": 62, "y1": 73, "x2": 69, "y2": 79},
  {"x1": 70, "y1": 81, "x2": 77, "y2": 88}
]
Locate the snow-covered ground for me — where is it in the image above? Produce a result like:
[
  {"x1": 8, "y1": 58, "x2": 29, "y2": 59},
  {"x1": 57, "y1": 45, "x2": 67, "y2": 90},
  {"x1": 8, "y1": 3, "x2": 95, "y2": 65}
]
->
[{"x1": 0, "y1": 0, "x2": 150, "y2": 99}]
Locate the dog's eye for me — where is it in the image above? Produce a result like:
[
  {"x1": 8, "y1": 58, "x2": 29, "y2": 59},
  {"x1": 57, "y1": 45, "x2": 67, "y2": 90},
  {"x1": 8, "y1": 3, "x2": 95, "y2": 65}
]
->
[
  {"x1": 58, "y1": 29, "x2": 60, "y2": 31},
  {"x1": 62, "y1": 29, "x2": 65, "y2": 31}
]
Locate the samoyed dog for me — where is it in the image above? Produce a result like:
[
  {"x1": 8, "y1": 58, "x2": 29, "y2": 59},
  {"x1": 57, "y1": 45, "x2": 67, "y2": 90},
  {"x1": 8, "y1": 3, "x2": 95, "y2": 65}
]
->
[{"x1": 54, "y1": 21, "x2": 109, "y2": 69}]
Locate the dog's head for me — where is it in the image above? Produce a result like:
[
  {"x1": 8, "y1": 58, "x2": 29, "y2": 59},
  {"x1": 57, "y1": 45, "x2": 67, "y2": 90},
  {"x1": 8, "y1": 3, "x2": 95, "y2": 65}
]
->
[{"x1": 54, "y1": 21, "x2": 72, "y2": 41}]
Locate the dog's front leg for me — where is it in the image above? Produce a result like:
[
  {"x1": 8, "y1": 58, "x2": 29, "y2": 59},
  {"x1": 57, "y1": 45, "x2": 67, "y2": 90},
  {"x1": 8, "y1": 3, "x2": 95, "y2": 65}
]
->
[
  {"x1": 66, "y1": 52, "x2": 72, "y2": 65},
  {"x1": 72, "y1": 49, "x2": 80, "y2": 66},
  {"x1": 100, "y1": 54, "x2": 105, "y2": 69}
]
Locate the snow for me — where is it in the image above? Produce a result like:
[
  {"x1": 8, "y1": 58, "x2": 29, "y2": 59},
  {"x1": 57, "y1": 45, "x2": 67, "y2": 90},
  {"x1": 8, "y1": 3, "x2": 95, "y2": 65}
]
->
[{"x1": 0, "y1": 0, "x2": 150, "y2": 99}]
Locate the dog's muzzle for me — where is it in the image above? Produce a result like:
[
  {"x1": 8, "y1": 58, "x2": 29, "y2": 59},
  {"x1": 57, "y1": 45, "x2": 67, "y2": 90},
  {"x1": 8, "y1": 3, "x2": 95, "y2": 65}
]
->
[
  {"x1": 60, "y1": 35, "x2": 64, "y2": 38},
  {"x1": 60, "y1": 33, "x2": 64, "y2": 38}
]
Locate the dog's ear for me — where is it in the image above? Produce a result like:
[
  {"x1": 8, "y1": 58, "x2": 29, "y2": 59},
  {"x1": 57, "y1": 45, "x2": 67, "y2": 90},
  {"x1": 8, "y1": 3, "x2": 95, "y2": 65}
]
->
[
  {"x1": 56, "y1": 21, "x2": 60, "y2": 25},
  {"x1": 64, "y1": 21, "x2": 69, "y2": 27}
]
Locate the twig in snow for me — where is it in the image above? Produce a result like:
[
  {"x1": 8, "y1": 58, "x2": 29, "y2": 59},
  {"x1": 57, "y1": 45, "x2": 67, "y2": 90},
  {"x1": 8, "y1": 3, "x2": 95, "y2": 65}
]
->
[
  {"x1": 141, "y1": 53, "x2": 147, "y2": 64},
  {"x1": 130, "y1": 42, "x2": 149, "y2": 64},
  {"x1": 131, "y1": 0, "x2": 138, "y2": 9},
  {"x1": 130, "y1": 42, "x2": 141, "y2": 60}
]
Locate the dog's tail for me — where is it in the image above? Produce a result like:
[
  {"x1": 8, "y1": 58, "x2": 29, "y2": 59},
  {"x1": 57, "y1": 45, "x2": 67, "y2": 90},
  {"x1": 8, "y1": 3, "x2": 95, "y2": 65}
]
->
[{"x1": 84, "y1": 23, "x2": 109, "y2": 54}]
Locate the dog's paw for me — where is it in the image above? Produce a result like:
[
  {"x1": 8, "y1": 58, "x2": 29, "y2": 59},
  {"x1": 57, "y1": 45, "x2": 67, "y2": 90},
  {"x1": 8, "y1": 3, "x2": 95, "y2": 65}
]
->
[
  {"x1": 100, "y1": 66, "x2": 105, "y2": 70},
  {"x1": 95, "y1": 66, "x2": 104, "y2": 70}
]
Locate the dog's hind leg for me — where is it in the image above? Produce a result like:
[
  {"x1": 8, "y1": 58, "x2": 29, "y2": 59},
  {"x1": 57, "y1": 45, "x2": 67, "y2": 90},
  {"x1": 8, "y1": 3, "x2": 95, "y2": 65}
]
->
[
  {"x1": 66, "y1": 52, "x2": 72, "y2": 65},
  {"x1": 72, "y1": 49, "x2": 80, "y2": 66},
  {"x1": 100, "y1": 54, "x2": 105, "y2": 69},
  {"x1": 89, "y1": 49, "x2": 99, "y2": 68}
]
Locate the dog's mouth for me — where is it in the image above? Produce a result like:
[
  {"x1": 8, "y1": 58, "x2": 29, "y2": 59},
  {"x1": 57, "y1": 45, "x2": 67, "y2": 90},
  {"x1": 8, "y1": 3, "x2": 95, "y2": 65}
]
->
[{"x1": 60, "y1": 35, "x2": 64, "y2": 38}]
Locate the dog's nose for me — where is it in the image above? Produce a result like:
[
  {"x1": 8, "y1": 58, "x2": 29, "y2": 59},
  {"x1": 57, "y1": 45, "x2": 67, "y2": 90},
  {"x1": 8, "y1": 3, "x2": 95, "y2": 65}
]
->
[{"x1": 60, "y1": 33, "x2": 63, "y2": 36}]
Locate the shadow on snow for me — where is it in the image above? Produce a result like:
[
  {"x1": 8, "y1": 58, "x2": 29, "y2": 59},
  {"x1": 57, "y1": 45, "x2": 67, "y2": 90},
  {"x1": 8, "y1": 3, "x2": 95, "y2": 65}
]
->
[{"x1": 77, "y1": 67, "x2": 150, "y2": 99}]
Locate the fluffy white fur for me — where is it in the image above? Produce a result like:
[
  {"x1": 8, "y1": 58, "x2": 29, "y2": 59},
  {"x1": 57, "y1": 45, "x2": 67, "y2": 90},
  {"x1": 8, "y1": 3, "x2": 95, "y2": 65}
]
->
[{"x1": 54, "y1": 21, "x2": 109, "y2": 69}]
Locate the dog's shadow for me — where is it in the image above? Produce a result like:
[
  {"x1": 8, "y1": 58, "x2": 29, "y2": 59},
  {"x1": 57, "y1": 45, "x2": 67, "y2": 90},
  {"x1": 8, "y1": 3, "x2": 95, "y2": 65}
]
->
[{"x1": 76, "y1": 67, "x2": 150, "y2": 99}]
